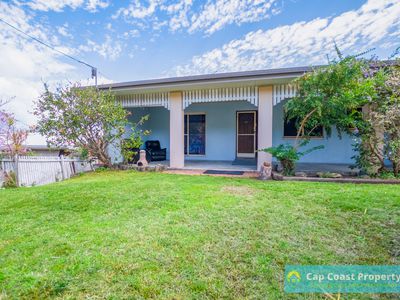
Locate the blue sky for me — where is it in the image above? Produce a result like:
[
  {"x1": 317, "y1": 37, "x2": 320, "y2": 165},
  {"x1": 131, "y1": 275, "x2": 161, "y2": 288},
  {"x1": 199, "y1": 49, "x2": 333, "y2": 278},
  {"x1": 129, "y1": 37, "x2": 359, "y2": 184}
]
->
[{"x1": 0, "y1": 0, "x2": 399, "y2": 143}]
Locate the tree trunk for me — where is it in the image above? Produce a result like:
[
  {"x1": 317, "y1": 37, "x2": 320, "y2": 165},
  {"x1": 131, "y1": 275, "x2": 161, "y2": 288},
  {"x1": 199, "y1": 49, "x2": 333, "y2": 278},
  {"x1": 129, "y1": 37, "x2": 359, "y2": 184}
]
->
[
  {"x1": 295, "y1": 108, "x2": 317, "y2": 148},
  {"x1": 87, "y1": 144, "x2": 112, "y2": 167},
  {"x1": 97, "y1": 151, "x2": 112, "y2": 167},
  {"x1": 393, "y1": 162, "x2": 400, "y2": 177}
]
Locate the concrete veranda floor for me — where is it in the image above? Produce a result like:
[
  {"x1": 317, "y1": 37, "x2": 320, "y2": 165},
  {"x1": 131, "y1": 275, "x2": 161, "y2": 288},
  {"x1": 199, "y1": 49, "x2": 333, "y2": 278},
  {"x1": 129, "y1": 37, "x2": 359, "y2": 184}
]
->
[
  {"x1": 149, "y1": 160, "x2": 358, "y2": 175},
  {"x1": 149, "y1": 160, "x2": 257, "y2": 171}
]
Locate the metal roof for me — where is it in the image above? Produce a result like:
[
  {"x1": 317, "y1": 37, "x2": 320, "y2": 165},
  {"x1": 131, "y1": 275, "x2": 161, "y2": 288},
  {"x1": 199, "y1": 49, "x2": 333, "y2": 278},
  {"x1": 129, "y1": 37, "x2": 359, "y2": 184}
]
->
[{"x1": 97, "y1": 66, "x2": 313, "y2": 90}]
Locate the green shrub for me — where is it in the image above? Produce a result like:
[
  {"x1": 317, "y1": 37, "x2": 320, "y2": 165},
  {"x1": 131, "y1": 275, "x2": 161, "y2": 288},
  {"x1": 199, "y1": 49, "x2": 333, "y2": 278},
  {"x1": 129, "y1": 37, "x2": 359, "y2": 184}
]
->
[
  {"x1": 95, "y1": 166, "x2": 109, "y2": 172},
  {"x1": 4, "y1": 171, "x2": 17, "y2": 188},
  {"x1": 259, "y1": 141, "x2": 323, "y2": 176},
  {"x1": 378, "y1": 171, "x2": 400, "y2": 180}
]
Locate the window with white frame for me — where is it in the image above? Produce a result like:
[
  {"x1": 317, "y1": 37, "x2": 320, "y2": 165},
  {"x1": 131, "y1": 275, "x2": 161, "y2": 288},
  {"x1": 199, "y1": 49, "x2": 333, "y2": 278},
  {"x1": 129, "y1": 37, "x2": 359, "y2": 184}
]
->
[{"x1": 184, "y1": 114, "x2": 206, "y2": 155}]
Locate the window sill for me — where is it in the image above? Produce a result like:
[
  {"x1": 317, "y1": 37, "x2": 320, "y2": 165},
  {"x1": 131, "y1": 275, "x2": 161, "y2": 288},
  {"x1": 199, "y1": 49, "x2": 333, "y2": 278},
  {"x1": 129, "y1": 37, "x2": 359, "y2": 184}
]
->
[{"x1": 283, "y1": 136, "x2": 324, "y2": 140}]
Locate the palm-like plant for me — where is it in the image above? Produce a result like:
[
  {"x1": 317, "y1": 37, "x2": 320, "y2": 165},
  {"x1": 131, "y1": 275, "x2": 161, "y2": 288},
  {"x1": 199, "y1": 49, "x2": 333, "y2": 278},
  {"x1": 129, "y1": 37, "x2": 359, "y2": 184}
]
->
[{"x1": 259, "y1": 141, "x2": 323, "y2": 176}]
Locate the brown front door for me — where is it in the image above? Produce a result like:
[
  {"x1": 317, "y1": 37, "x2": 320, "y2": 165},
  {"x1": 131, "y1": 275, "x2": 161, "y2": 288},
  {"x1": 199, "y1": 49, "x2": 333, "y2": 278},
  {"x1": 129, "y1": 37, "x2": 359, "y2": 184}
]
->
[{"x1": 236, "y1": 111, "x2": 257, "y2": 158}]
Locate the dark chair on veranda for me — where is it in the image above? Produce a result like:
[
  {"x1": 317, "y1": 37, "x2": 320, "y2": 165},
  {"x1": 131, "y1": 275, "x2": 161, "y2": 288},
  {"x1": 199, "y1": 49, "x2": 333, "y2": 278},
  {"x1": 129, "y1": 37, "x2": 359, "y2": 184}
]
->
[{"x1": 145, "y1": 140, "x2": 167, "y2": 161}]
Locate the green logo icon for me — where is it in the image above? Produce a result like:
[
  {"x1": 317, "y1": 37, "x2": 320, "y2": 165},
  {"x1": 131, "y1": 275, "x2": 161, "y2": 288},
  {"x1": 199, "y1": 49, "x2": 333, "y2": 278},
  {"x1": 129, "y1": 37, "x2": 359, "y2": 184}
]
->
[{"x1": 287, "y1": 270, "x2": 301, "y2": 283}]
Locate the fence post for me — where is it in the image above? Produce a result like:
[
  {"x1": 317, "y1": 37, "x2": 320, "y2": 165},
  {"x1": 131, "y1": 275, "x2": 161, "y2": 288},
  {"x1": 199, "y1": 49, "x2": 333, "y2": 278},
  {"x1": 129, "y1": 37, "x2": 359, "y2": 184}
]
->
[
  {"x1": 71, "y1": 159, "x2": 76, "y2": 175},
  {"x1": 14, "y1": 154, "x2": 19, "y2": 187},
  {"x1": 89, "y1": 160, "x2": 94, "y2": 171},
  {"x1": 60, "y1": 155, "x2": 66, "y2": 180}
]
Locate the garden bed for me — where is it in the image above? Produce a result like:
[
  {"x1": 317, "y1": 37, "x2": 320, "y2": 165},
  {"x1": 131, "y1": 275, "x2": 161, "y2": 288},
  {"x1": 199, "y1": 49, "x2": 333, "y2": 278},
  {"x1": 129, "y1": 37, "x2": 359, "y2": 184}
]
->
[
  {"x1": 281, "y1": 175, "x2": 400, "y2": 184},
  {"x1": 115, "y1": 163, "x2": 167, "y2": 172},
  {"x1": 271, "y1": 166, "x2": 400, "y2": 184}
]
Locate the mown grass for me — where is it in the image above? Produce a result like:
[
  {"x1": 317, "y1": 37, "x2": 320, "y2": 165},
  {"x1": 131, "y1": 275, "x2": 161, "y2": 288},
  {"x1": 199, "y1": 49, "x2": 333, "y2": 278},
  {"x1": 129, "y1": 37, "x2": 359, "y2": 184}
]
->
[{"x1": 0, "y1": 171, "x2": 399, "y2": 299}]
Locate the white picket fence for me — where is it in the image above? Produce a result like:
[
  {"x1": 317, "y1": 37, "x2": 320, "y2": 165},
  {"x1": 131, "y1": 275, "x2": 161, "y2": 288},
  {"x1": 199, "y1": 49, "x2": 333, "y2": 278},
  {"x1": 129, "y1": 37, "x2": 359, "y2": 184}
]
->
[{"x1": 0, "y1": 155, "x2": 93, "y2": 187}]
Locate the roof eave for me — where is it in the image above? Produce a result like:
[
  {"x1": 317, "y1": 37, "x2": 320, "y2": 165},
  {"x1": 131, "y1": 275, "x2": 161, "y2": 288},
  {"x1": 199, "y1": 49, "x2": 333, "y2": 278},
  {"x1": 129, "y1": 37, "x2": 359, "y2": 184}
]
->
[{"x1": 97, "y1": 66, "x2": 313, "y2": 92}]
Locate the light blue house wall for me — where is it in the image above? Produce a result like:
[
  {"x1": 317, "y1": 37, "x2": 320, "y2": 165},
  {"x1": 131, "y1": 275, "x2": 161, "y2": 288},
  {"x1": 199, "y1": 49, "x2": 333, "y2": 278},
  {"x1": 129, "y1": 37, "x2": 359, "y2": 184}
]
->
[
  {"x1": 273, "y1": 102, "x2": 356, "y2": 164},
  {"x1": 116, "y1": 100, "x2": 356, "y2": 165},
  {"x1": 126, "y1": 107, "x2": 170, "y2": 159},
  {"x1": 185, "y1": 101, "x2": 257, "y2": 161}
]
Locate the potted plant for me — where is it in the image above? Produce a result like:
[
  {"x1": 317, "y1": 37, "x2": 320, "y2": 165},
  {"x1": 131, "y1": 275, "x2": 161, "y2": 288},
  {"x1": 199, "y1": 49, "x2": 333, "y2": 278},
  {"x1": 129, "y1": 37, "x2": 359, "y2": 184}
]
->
[{"x1": 121, "y1": 115, "x2": 150, "y2": 164}]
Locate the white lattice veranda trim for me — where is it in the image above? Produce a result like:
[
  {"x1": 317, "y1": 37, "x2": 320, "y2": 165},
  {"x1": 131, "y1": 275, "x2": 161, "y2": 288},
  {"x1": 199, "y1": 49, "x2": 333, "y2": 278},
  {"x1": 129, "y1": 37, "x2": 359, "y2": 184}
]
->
[
  {"x1": 273, "y1": 84, "x2": 297, "y2": 105},
  {"x1": 183, "y1": 87, "x2": 258, "y2": 109},
  {"x1": 115, "y1": 85, "x2": 296, "y2": 110},
  {"x1": 116, "y1": 92, "x2": 170, "y2": 110}
]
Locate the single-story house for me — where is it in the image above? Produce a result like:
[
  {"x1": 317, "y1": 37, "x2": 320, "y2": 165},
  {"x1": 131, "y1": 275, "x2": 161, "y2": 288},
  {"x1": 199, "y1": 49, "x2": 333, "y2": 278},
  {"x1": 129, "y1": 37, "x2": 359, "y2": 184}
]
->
[{"x1": 99, "y1": 66, "x2": 355, "y2": 171}]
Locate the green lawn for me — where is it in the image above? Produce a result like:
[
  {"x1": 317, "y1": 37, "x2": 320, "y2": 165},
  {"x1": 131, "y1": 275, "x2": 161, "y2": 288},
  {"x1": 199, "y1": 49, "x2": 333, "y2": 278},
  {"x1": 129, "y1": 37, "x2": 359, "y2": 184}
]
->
[{"x1": 0, "y1": 171, "x2": 399, "y2": 299}]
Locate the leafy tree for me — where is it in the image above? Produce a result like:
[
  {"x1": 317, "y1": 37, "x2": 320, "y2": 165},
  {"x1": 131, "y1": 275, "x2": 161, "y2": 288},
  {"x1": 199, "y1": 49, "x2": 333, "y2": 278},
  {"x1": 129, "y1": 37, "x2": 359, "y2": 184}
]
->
[
  {"x1": 0, "y1": 99, "x2": 10, "y2": 150},
  {"x1": 2, "y1": 117, "x2": 29, "y2": 157},
  {"x1": 384, "y1": 65, "x2": 400, "y2": 176},
  {"x1": 34, "y1": 84, "x2": 128, "y2": 167},
  {"x1": 367, "y1": 63, "x2": 400, "y2": 176},
  {"x1": 0, "y1": 99, "x2": 29, "y2": 157},
  {"x1": 285, "y1": 53, "x2": 381, "y2": 142},
  {"x1": 284, "y1": 49, "x2": 400, "y2": 176},
  {"x1": 352, "y1": 103, "x2": 387, "y2": 175}
]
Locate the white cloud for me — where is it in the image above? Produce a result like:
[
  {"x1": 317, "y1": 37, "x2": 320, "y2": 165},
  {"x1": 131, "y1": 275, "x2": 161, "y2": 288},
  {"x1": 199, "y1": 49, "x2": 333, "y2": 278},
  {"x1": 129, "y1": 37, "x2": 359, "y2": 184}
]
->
[
  {"x1": 189, "y1": 0, "x2": 279, "y2": 34},
  {"x1": 0, "y1": 2, "x2": 111, "y2": 144},
  {"x1": 57, "y1": 24, "x2": 73, "y2": 39},
  {"x1": 25, "y1": 0, "x2": 84, "y2": 12},
  {"x1": 116, "y1": 0, "x2": 161, "y2": 19},
  {"x1": 0, "y1": 3, "x2": 73, "y2": 118},
  {"x1": 174, "y1": 0, "x2": 400, "y2": 75},
  {"x1": 114, "y1": 0, "x2": 280, "y2": 34},
  {"x1": 86, "y1": 0, "x2": 109, "y2": 12},
  {"x1": 164, "y1": 0, "x2": 192, "y2": 32},
  {"x1": 79, "y1": 35, "x2": 123, "y2": 60},
  {"x1": 122, "y1": 29, "x2": 140, "y2": 39},
  {"x1": 24, "y1": 0, "x2": 109, "y2": 12}
]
